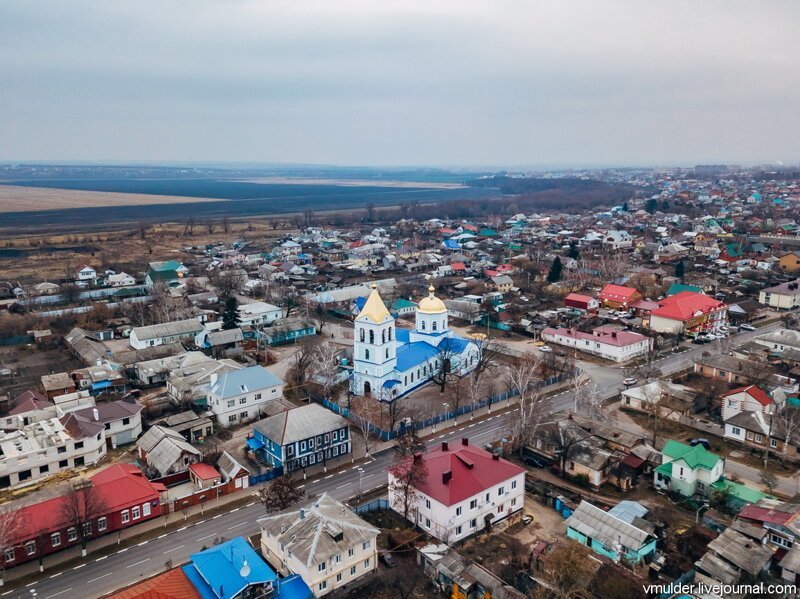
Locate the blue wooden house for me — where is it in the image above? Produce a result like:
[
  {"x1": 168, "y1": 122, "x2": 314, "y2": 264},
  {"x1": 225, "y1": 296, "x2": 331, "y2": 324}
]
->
[
  {"x1": 565, "y1": 500, "x2": 657, "y2": 564},
  {"x1": 249, "y1": 404, "x2": 350, "y2": 472}
]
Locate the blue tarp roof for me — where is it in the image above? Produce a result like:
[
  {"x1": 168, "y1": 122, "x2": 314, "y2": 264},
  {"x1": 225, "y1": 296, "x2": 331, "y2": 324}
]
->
[
  {"x1": 278, "y1": 575, "x2": 313, "y2": 599},
  {"x1": 187, "y1": 537, "x2": 277, "y2": 599},
  {"x1": 91, "y1": 380, "x2": 112, "y2": 390},
  {"x1": 443, "y1": 239, "x2": 461, "y2": 249},
  {"x1": 246, "y1": 437, "x2": 264, "y2": 450}
]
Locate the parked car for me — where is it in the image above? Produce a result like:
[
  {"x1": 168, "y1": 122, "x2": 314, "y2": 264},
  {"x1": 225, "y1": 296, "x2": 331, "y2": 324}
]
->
[
  {"x1": 538, "y1": 345, "x2": 552, "y2": 352},
  {"x1": 379, "y1": 551, "x2": 397, "y2": 568},
  {"x1": 739, "y1": 323, "x2": 756, "y2": 331},
  {"x1": 623, "y1": 377, "x2": 638, "y2": 386},
  {"x1": 523, "y1": 455, "x2": 548, "y2": 468}
]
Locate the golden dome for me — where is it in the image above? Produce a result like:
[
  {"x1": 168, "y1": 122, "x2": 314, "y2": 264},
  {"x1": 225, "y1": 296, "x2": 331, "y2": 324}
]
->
[{"x1": 417, "y1": 285, "x2": 447, "y2": 314}]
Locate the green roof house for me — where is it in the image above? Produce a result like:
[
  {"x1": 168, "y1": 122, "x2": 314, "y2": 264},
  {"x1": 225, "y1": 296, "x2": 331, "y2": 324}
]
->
[
  {"x1": 666, "y1": 283, "x2": 703, "y2": 296},
  {"x1": 654, "y1": 440, "x2": 724, "y2": 498},
  {"x1": 709, "y1": 479, "x2": 770, "y2": 511}
]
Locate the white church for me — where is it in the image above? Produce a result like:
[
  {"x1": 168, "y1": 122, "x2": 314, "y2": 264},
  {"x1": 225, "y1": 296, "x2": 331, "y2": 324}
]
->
[{"x1": 350, "y1": 284, "x2": 481, "y2": 400}]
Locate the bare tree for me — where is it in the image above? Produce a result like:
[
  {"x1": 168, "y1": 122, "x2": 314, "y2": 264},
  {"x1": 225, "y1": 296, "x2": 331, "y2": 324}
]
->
[
  {"x1": 531, "y1": 541, "x2": 596, "y2": 599},
  {"x1": 212, "y1": 270, "x2": 243, "y2": 301},
  {"x1": 310, "y1": 343, "x2": 342, "y2": 399},
  {"x1": 149, "y1": 280, "x2": 179, "y2": 324},
  {"x1": 431, "y1": 341, "x2": 461, "y2": 394},
  {"x1": 388, "y1": 454, "x2": 428, "y2": 524},
  {"x1": 504, "y1": 352, "x2": 541, "y2": 415},
  {"x1": 0, "y1": 507, "x2": 20, "y2": 586},
  {"x1": 59, "y1": 480, "x2": 107, "y2": 557},
  {"x1": 258, "y1": 475, "x2": 305, "y2": 513},
  {"x1": 445, "y1": 375, "x2": 469, "y2": 424},
  {"x1": 508, "y1": 392, "x2": 548, "y2": 458},
  {"x1": 774, "y1": 405, "x2": 800, "y2": 457}
]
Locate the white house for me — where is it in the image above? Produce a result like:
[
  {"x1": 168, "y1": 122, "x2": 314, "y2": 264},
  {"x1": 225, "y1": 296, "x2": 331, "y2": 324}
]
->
[
  {"x1": 207, "y1": 365, "x2": 284, "y2": 427},
  {"x1": 238, "y1": 301, "x2": 283, "y2": 327},
  {"x1": 107, "y1": 272, "x2": 136, "y2": 287},
  {"x1": 541, "y1": 325, "x2": 653, "y2": 362},
  {"x1": 76, "y1": 265, "x2": 97, "y2": 283},
  {"x1": 721, "y1": 385, "x2": 775, "y2": 422},
  {"x1": 753, "y1": 329, "x2": 800, "y2": 355},
  {"x1": 389, "y1": 439, "x2": 526, "y2": 544},
  {"x1": 759, "y1": 280, "x2": 800, "y2": 310},
  {"x1": 259, "y1": 493, "x2": 379, "y2": 597},
  {"x1": 68, "y1": 398, "x2": 144, "y2": 449},
  {"x1": 603, "y1": 230, "x2": 633, "y2": 250},
  {"x1": 129, "y1": 318, "x2": 205, "y2": 349},
  {"x1": 653, "y1": 440, "x2": 724, "y2": 497}
]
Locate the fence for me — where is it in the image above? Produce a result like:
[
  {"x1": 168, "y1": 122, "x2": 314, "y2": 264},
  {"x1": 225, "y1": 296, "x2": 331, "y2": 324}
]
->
[
  {"x1": 351, "y1": 498, "x2": 389, "y2": 515},
  {"x1": 319, "y1": 371, "x2": 572, "y2": 441},
  {"x1": 249, "y1": 466, "x2": 284, "y2": 487}
]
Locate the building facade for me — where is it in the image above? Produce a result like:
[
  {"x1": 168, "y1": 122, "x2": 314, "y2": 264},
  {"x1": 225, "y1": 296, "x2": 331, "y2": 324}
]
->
[{"x1": 207, "y1": 365, "x2": 284, "y2": 427}]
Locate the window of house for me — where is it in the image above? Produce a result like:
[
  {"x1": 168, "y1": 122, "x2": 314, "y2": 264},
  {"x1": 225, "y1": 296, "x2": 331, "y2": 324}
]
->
[
  {"x1": 364, "y1": 558, "x2": 370, "y2": 568},
  {"x1": 39, "y1": 465, "x2": 49, "y2": 475},
  {"x1": 51, "y1": 532, "x2": 61, "y2": 547},
  {"x1": 485, "y1": 493, "x2": 490, "y2": 502},
  {"x1": 132, "y1": 506, "x2": 140, "y2": 519},
  {"x1": 227, "y1": 400, "x2": 235, "y2": 408},
  {"x1": 301, "y1": 440, "x2": 306, "y2": 451},
  {"x1": 511, "y1": 498, "x2": 517, "y2": 507},
  {"x1": 362, "y1": 540, "x2": 371, "y2": 550},
  {"x1": 732, "y1": 427, "x2": 741, "y2": 435},
  {"x1": 240, "y1": 411, "x2": 248, "y2": 420},
  {"x1": 104, "y1": 423, "x2": 111, "y2": 430},
  {"x1": 456, "y1": 507, "x2": 462, "y2": 516},
  {"x1": 771, "y1": 439, "x2": 778, "y2": 448},
  {"x1": 318, "y1": 562, "x2": 326, "y2": 572},
  {"x1": 97, "y1": 517, "x2": 107, "y2": 532},
  {"x1": 58, "y1": 446, "x2": 66, "y2": 454},
  {"x1": 122, "y1": 418, "x2": 130, "y2": 425},
  {"x1": 746, "y1": 431, "x2": 754, "y2": 440},
  {"x1": 425, "y1": 518, "x2": 430, "y2": 528},
  {"x1": 425, "y1": 499, "x2": 431, "y2": 509},
  {"x1": 456, "y1": 525, "x2": 462, "y2": 535},
  {"x1": 350, "y1": 565, "x2": 357, "y2": 575},
  {"x1": 319, "y1": 581, "x2": 327, "y2": 591},
  {"x1": 348, "y1": 548, "x2": 355, "y2": 557},
  {"x1": 67, "y1": 528, "x2": 78, "y2": 542},
  {"x1": 83, "y1": 522, "x2": 92, "y2": 536},
  {"x1": 755, "y1": 434, "x2": 763, "y2": 443},
  {"x1": 4, "y1": 548, "x2": 14, "y2": 562},
  {"x1": 336, "y1": 573, "x2": 342, "y2": 583},
  {"x1": 255, "y1": 393, "x2": 261, "y2": 400},
  {"x1": 498, "y1": 486, "x2": 504, "y2": 496},
  {"x1": 470, "y1": 499, "x2": 477, "y2": 509},
  {"x1": 470, "y1": 519, "x2": 477, "y2": 528},
  {"x1": 25, "y1": 541, "x2": 36, "y2": 556},
  {"x1": 365, "y1": 349, "x2": 370, "y2": 360},
  {"x1": 240, "y1": 398, "x2": 247, "y2": 404},
  {"x1": 229, "y1": 415, "x2": 237, "y2": 423}
]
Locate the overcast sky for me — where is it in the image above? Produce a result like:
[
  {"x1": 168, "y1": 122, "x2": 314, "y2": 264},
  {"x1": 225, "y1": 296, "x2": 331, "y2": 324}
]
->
[{"x1": 1, "y1": 0, "x2": 798, "y2": 167}]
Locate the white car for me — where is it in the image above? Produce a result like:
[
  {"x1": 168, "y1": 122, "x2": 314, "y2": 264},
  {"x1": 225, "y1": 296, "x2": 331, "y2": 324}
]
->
[
  {"x1": 538, "y1": 345, "x2": 553, "y2": 352},
  {"x1": 623, "y1": 377, "x2": 638, "y2": 386},
  {"x1": 739, "y1": 324, "x2": 756, "y2": 331}
]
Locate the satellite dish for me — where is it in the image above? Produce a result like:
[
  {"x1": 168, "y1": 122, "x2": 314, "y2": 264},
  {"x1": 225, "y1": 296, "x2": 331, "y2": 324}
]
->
[{"x1": 240, "y1": 559, "x2": 250, "y2": 578}]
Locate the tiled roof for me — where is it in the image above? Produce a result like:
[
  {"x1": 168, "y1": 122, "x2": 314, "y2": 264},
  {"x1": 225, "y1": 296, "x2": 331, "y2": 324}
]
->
[{"x1": 650, "y1": 291, "x2": 725, "y2": 321}]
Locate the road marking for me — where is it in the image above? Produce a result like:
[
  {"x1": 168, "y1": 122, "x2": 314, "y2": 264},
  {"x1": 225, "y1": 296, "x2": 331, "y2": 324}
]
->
[
  {"x1": 245, "y1": 502, "x2": 256, "y2": 507},
  {"x1": 362, "y1": 473, "x2": 374, "y2": 479},
  {"x1": 127, "y1": 558, "x2": 150, "y2": 569},
  {"x1": 163, "y1": 544, "x2": 185, "y2": 554},
  {"x1": 26, "y1": 582, "x2": 36, "y2": 587},
  {"x1": 467, "y1": 423, "x2": 475, "y2": 428},
  {"x1": 336, "y1": 482, "x2": 351, "y2": 489},
  {"x1": 230, "y1": 507, "x2": 240, "y2": 513},
  {"x1": 298, "y1": 485, "x2": 306, "y2": 489},
  {"x1": 324, "y1": 474, "x2": 333, "y2": 479},
  {"x1": 158, "y1": 534, "x2": 168, "y2": 539},
  {"x1": 138, "y1": 540, "x2": 149, "y2": 546},
  {"x1": 197, "y1": 533, "x2": 216, "y2": 541},
  {"x1": 88, "y1": 573, "x2": 113, "y2": 583},
  {"x1": 2, "y1": 590, "x2": 13, "y2": 596},
  {"x1": 311, "y1": 480, "x2": 320, "y2": 484},
  {"x1": 46, "y1": 588, "x2": 73, "y2": 598},
  {"x1": 351, "y1": 466, "x2": 359, "y2": 471},
  {"x1": 49, "y1": 572, "x2": 62, "y2": 579},
  {"x1": 95, "y1": 556, "x2": 108, "y2": 562},
  {"x1": 73, "y1": 564, "x2": 86, "y2": 570},
  {"x1": 212, "y1": 515, "x2": 222, "y2": 520},
  {"x1": 228, "y1": 522, "x2": 246, "y2": 530},
  {"x1": 118, "y1": 548, "x2": 129, "y2": 553},
  {"x1": 176, "y1": 527, "x2": 187, "y2": 532}
]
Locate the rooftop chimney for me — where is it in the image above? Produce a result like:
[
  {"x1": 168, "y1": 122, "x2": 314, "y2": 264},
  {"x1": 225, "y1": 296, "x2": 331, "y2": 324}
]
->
[
  {"x1": 442, "y1": 470, "x2": 452, "y2": 484},
  {"x1": 442, "y1": 441, "x2": 449, "y2": 452},
  {"x1": 92, "y1": 408, "x2": 100, "y2": 421},
  {"x1": 492, "y1": 454, "x2": 500, "y2": 461},
  {"x1": 461, "y1": 437, "x2": 468, "y2": 446}
]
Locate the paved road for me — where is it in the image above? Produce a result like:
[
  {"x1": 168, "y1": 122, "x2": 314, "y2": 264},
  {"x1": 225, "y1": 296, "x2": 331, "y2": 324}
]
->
[
  {"x1": 9, "y1": 323, "x2": 783, "y2": 599},
  {"x1": 6, "y1": 410, "x2": 516, "y2": 599}
]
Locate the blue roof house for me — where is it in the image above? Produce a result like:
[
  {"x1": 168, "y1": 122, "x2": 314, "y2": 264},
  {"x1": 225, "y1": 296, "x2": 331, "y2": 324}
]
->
[
  {"x1": 183, "y1": 537, "x2": 278, "y2": 599},
  {"x1": 208, "y1": 366, "x2": 284, "y2": 428}
]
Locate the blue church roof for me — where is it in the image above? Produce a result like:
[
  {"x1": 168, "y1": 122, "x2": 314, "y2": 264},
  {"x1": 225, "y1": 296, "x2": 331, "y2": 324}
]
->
[
  {"x1": 395, "y1": 328, "x2": 411, "y2": 343},
  {"x1": 439, "y1": 337, "x2": 470, "y2": 353},
  {"x1": 396, "y1": 342, "x2": 439, "y2": 372}
]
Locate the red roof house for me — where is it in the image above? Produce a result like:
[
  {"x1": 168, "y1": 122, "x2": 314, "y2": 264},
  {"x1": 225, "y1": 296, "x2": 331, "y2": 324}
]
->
[
  {"x1": 3, "y1": 464, "x2": 165, "y2": 568},
  {"x1": 565, "y1": 293, "x2": 599, "y2": 311},
  {"x1": 598, "y1": 284, "x2": 641, "y2": 308},
  {"x1": 649, "y1": 291, "x2": 727, "y2": 334},
  {"x1": 109, "y1": 567, "x2": 201, "y2": 599},
  {"x1": 389, "y1": 438, "x2": 525, "y2": 543}
]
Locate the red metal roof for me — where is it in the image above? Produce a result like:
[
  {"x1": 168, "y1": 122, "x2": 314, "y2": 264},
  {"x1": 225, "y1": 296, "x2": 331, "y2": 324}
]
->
[
  {"x1": 598, "y1": 284, "x2": 639, "y2": 302},
  {"x1": 108, "y1": 568, "x2": 201, "y2": 599},
  {"x1": 650, "y1": 291, "x2": 726, "y2": 321},
  {"x1": 412, "y1": 441, "x2": 525, "y2": 507},
  {"x1": 189, "y1": 463, "x2": 221, "y2": 481},
  {"x1": 11, "y1": 464, "x2": 162, "y2": 541},
  {"x1": 450, "y1": 262, "x2": 466, "y2": 271},
  {"x1": 724, "y1": 385, "x2": 773, "y2": 407},
  {"x1": 739, "y1": 504, "x2": 796, "y2": 526}
]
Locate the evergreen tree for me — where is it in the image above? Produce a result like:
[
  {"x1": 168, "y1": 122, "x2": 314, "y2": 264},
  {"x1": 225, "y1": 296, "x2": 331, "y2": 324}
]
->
[
  {"x1": 644, "y1": 198, "x2": 658, "y2": 214},
  {"x1": 547, "y1": 256, "x2": 563, "y2": 283},
  {"x1": 674, "y1": 260, "x2": 685, "y2": 280},
  {"x1": 567, "y1": 242, "x2": 580, "y2": 260},
  {"x1": 222, "y1": 296, "x2": 241, "y2": 330},
  {"x1": 661, "y1": 199, "x2": 670, "y2": 211},
  {"x1": 622, "y1": 201, "x2": 629, "y2": 212}
]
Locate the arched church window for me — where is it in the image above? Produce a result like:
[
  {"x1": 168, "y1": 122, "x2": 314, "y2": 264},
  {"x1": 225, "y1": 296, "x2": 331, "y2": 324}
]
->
[
  {"x1": 369, "y1": 330, "x2": 374, "y2": 344},
  {"x1": 389, "y1": 327, "x2": 392, "y2": 340},
  {"x1": 359, "y1": 329, "x2": 364, "y2": 342},
  {"x1": 365, "y1": 349, "x2": 370, "y2": 360},
  {"x1": 382, "y1": 330, "x2": 386, "y2": 344},
  {"x1": 385, "y1": 348, "x2": 389, "y2": 359},
  {"x1": 432, "y1": 321, "x2": 438, "y2": 332},
  {"x1": 421, "y1": 321, "x2": 426, "y2": 330}
]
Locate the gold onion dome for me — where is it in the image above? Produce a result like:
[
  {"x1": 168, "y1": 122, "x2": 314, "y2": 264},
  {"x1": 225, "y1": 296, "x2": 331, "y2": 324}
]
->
[{"x1": 417, "y1": 285, "x2": 447, "y2": 314}]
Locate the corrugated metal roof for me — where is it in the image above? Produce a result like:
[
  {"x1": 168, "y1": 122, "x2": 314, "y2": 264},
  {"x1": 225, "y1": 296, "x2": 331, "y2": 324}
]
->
[
  {"x1": 566, "y1": 501, "x2": 653, "y2": 552},
  {"x1": 208, "y1": 366, "x2": 282, "y2": 399},
  {"x1": 253, "y1": 404, "x2": 347, "y2": 446}
]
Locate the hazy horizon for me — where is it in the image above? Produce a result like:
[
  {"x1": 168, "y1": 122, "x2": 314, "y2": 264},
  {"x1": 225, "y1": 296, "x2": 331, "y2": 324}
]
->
[{"x1": 2, "y1": 1, "x2": 798, "y2": 166}]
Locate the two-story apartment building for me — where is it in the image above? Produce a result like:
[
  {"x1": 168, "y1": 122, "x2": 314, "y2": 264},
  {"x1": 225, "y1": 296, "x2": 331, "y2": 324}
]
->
[
  {"x1": 390, "y1": 439, "x2": 525, "y2": 544},
  {"x1": 0, "y1": 414, "x2": 106, "y2": 489},
  {"x1": 237, "y1": 301, "x2": 283, "y2": 327},
  {"x1": 250, "y1": 404, "x2": 350, "y2": 473},
  {"x1": 207, "y1": 365, "x2": 284, "y2": 427},
  {"x1": 759, "y1": 280, "x2": 800, "y2": 310},
  {"x1": 69, "y1": 397, "x2": 144, "y2": 449},
  {"x1": 653, "y1": 440, "x2": 724, "y2": 497},
  {"x1": 129, "y1": 318, "x2": 205, "y2": 350},
  {"x1": 259, "y1": 493, "x2": 379, "y2": 597},
  {"x1": 721, "y1": 385, "x2": 775, "y2": 422}
]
